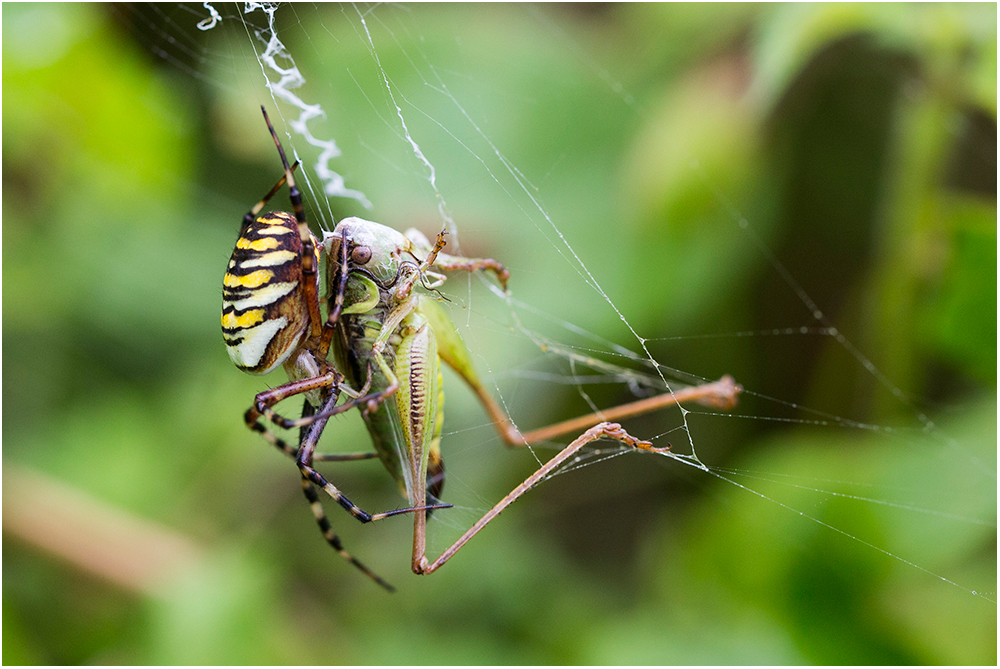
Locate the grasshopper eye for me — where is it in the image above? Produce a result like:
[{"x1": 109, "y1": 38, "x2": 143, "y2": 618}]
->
[{"x1": 352, "y1": 245, "x2": 373, "y2": 265}]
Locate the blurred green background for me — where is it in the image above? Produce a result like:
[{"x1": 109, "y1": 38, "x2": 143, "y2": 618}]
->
[{"x1": 3, "y1": 3, "x2": 995, "y2": 664}]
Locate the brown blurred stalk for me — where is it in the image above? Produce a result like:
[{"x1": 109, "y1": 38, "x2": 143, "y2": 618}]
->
[{"x1": 3, "y1": 464, "x2": 205, "y2": 597}]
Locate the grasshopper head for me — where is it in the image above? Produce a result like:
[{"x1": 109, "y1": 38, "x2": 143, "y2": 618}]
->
[{"x1": 324, "y1": 217, "x2": 417, "y2": 287}]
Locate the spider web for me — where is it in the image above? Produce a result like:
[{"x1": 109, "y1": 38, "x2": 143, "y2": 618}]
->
[{"x1": 118, "y1": 1, "x2": 995, "y2": 617}]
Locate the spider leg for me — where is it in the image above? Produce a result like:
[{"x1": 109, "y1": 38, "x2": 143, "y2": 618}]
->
[
  {"x1": 250, "y1": 379, "x2": 431, "y2": 589},
  {"x1": 296, "y1": 399, "x2": 379, "y2": 463},
  {"x1": 294, "y1": 386, "x2": 452, "y2": 524},
  {"x1": 317, "y1": 227, "x2": 350, "y2": 360},
  {"x1": 242, "y1": 160, "x2": 300, "y2": 231},
  {"x1": 297, "y1": 391, "x2": 395, "y2": 591},
  {"x1": 296, "y1": 480, "x2": 449, "y2": 525},
  {"x1": 243, "y1": 370, "x2": 375, "y2": 461},
  {"x1": 246, "y1": 372, "x2": 340, "y2": 431},
  {"x1": 262, "y1": 107, "x2": 324, "y2": 342},
  {"x1": 296, "y1": 459, "x2": 450, "y2": 524}
]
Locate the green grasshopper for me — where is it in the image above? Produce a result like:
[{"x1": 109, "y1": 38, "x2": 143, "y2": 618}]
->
[
  {"x1": 320, "y1": 216, "x2": 747, "y2": 575},
  {"x1": 227, "y1": 107, "x2": 742, "y2": 588}
]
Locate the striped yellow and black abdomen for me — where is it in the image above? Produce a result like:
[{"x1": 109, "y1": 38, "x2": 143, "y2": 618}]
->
[{"x1": 222, "y1": 211, "x2": 318, "y2": 375}]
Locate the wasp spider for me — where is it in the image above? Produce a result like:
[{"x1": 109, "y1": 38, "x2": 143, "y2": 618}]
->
[{"x1": 220, "y1": 107, "x2": 447, "y2": 590}]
